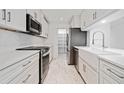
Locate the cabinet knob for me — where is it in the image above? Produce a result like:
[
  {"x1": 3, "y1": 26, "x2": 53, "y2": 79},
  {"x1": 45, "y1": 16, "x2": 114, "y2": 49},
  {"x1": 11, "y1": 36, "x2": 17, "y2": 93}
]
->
[{"x1": 22, "y1": 61, "x2": 31, "y2": 67}]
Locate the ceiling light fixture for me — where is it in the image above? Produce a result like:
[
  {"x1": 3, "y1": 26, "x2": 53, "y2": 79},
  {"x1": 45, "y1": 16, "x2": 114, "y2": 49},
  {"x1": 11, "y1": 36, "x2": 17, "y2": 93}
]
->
[
  {"x1": 101, "y1": 20, "x2": 106, "y2": 23},
  {"x1": 60, "y1": 17, "x2": 63, "y2": 21}
]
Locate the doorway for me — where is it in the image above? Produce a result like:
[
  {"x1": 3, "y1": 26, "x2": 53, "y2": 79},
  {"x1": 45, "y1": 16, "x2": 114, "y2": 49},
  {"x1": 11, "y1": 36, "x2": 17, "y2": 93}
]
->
[{"x1": 57, "y1": 29, "x2": 67, "y2": 54}]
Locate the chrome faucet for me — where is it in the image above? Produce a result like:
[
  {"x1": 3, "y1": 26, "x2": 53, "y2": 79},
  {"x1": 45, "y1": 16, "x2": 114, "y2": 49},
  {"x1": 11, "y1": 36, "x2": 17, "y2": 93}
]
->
[{"x1": 92, "y1": 31, "x2": 105, "y2": 48}]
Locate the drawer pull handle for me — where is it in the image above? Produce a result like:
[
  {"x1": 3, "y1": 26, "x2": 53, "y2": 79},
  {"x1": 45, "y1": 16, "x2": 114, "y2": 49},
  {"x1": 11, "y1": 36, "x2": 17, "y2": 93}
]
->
[
  {"x1": 22, "y1": 74, "x2": 31, "y2": 83},
  {"x1": 2, "y1": 9, "x2": 6, "y2": 20},
  {"x1": 7, "y1": 12, "x2": 11, "y2": 22},
  {"x1": 22, "y1": 61, "x2": 31, "y2": 67},
  {"x1": 83, "y1": 64, "x2": 86, "y2": 72},
  {"x1": 107, "y1": 69, "x2": 124, "y2": 79}
]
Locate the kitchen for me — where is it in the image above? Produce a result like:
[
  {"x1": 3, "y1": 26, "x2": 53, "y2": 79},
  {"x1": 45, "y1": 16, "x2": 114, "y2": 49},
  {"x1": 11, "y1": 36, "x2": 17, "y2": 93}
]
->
[{"x1": 0, "y1": 9, "x2": 124, "y2": 84}]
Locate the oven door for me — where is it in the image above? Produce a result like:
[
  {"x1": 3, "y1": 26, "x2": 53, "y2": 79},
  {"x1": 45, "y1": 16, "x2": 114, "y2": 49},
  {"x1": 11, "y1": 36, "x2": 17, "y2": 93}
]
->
[{"x1": 41, "y1": 52, "x2": 49, "y2": 83}]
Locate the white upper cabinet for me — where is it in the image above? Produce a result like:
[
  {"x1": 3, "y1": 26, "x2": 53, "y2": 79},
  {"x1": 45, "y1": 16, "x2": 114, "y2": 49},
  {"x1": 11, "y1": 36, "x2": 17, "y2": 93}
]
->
[
  {"x1": 0, "y1": 9, "x2": 26, "y2": 31},
  {"x1": 35, "y1": 10, "x2": 42, "y2": 23},
  {"x1": 95, "y1": 9, "x2": 115, "y2": 20},
  {"x1": 41, "y1": 15, "x2": 49, "y2": 37},
  {"x1": 0, "y1": 9, "x2": 6, "y2": 25},
  {"x1": 84, "y1": 9, "x2": 95, "y2": 27},
  {"x1": 81, "y1": 11, "x2": 86, "y2": 29},
  {"x1": 70, "y1": 15, "x2": 81, "y2": 28},
  {"x1": 81, "y1": 9, "x2": 95, "y2": 30},
  {"x1": 81, "y1": 9, "x2": 117, "y2": 31},
  {"x1": 6, "y1": 9, "x2": 26, "y2": 31},
  {"x1": 26, "y1": 9, "x2": 36, "y2": 18}
]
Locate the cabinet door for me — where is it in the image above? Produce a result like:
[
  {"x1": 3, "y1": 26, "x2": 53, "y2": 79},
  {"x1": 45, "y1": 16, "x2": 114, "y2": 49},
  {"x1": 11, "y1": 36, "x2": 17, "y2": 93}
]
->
[
  {"x1": 45, "y1": 22, "x2": 49, "y2": 37},
  {"x1": 0, "y1": 9, "x2": 6, "y2": 25},
  {"x1": 41, "y1": 17, "x2": 49, "y2": 37},
  {"x1": 79, "y1": 57, "x2": 86, "y2": 79},
  {"x1": 85, "y1": 9, "x2": 95, "y2": 27},
  {"x1": 35, "y1": 9, "x2": 42, "y2": 23},
  {"x1": 85, "y1": 63, "x2": 98, "y2": 84},
  {"x1": 81, "y1": 9, "x2": 95, "y2": 30},
  {"x1": 79, "y1": 57, "x2": 98, "y2": 84},
  {"x1": 71, "y1": 15, "x2": 80, "y2": 28},
  {"x1": 6, "y1": 9, "x2": 26, "y2": 31},
  {"x1": 26, "y1": 9, "x2": 36, "y2": 18},
  {"x1": 81, "y1": 10, "x2": 86, "y2": 29}
]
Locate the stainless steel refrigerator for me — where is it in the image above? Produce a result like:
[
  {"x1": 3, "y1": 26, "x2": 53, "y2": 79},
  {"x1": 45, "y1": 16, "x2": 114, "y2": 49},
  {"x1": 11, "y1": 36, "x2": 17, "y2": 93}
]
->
[{"x1": 67, "y1": 28, "x2": 87, "y2": 65}]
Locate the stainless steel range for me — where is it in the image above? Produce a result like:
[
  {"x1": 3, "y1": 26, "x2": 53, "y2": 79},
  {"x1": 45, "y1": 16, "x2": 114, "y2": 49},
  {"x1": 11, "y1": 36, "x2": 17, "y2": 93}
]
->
[{"x1": 16, "y1": 46, "x2": 50, "y2": 84}]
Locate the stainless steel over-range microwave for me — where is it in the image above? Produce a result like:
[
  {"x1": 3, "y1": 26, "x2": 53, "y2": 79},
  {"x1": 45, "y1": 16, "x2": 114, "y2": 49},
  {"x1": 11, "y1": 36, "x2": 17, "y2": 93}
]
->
[{"x1": 26, "y1": 14, "x2": 41, "y2": 35}]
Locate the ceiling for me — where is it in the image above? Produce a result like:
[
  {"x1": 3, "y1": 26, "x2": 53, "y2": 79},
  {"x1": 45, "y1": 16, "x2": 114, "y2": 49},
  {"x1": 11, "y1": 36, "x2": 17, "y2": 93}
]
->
[{"x1": 42, "y1": 9, "x2": 82, "y2": 24}]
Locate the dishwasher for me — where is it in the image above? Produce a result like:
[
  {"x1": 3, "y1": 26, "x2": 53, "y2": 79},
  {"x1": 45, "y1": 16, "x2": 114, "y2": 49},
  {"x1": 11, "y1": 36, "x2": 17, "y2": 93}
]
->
[{"x1": 74, "y1": 48, "x2": 79, "y2": 72}]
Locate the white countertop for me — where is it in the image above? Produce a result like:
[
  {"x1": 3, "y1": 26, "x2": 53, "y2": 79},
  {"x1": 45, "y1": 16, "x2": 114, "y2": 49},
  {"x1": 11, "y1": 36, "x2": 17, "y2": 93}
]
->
[
  {"x1": 99, "y1": 55, "x2": 124, "y2": 69},
  {"x1": 74, "y1": 46, "x2": 120, "y2": 55},
  {"x1": 75, "y1": 46, "x2": 124, "y2": 69},
  {"x1": 0, "y1": 50, "x2": 39, "y2": 70}
]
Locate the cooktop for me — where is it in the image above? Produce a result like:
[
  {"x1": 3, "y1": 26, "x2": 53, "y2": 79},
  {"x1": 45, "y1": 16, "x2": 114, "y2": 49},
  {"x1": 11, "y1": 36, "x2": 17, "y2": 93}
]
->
[{"x1": 16, "y1": 46, "x2": 50, "y2": 54}]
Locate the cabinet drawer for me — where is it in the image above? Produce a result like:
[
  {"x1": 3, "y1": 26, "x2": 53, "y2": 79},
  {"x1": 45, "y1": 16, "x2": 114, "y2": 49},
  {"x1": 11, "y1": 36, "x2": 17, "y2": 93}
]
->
[
  {"x1": 79, "y1": 49, "x2": 99, "y2": 72},
  {"x1": 100, "y1": 59, "x2": 124, "y2": 84},
  {"x1": 0, "y1": 53, "x2": 39, "y2": 83},
  {"x1": 100, "y1": 71, "x2": 118, "y2": 84},
  {"x1": 9, "y1": 58, "x2": 39, "y2": 84},
  {"x1": 15, "y1": 65, "x2": 39, "y2": 84}
]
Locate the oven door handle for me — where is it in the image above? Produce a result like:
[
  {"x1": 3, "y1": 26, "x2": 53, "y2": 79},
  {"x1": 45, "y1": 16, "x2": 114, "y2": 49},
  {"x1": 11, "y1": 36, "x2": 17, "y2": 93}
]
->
[{"x1": 42, "y1": 50, "x2": 50, "y2": 57}]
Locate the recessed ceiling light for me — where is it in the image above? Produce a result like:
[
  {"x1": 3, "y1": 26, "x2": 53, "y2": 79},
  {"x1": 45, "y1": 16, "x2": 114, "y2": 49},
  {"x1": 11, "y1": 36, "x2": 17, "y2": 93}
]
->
[
  {"x1": 101, "y1": 20, "x2": 106, "y2": 23},
  {"x1": 60, "y1": 17, "x2": 63, "y2": 21}
]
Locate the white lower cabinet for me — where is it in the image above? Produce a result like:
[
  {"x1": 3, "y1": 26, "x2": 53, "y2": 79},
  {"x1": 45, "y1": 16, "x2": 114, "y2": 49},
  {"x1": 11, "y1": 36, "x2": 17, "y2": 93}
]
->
[
  {"x1": 79, "y1": 57, "x2": 98, "y2": 84},
  {"x1": 10, "y1": 62, "x2": 39, "y2": 84},
  {"x1": 100, "y1": 59, "x2": 124, "y2": 84},
  {"x1": 0, "y1": 53, "x2": 39, "y2": 84},
  {"x1": 100, "y1": 71, "x2": 118, "y2": 84}
]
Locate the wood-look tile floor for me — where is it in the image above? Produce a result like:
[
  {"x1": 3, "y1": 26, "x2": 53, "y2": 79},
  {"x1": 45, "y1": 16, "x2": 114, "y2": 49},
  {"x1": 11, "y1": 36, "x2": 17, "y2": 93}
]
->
[{"x1": 43, "y1": 54, "x2": 84, "y2": 84}]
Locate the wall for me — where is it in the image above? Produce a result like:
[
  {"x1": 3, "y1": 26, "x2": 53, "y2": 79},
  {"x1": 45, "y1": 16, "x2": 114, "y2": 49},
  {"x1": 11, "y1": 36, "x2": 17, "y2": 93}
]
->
[
  {"x1": 110, "y1": 17, "x2": 124, "y2": 49},
  {"x1": 88, "y1": 23, "x2": 111, "y2": 48},
  {"x1": 44, "y1": 24, "x2": 58, "y2": 59},
  {"x1": 44, "y1": 23, "x2": 70, "y2": 58},
  {"x1": 0, "y1": 23, "x2": 70, "y2": 60},
  {"x1": 0, "y1": 29, "x2": 45, "y2": 52}
]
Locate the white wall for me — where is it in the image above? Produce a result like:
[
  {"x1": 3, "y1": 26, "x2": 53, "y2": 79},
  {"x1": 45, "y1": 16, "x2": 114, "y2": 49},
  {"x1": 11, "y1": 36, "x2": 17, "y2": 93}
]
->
[
  {"x1": 44, "y1": 24, "x2": 58, "y2": 59},
  {"x1": 88, "y1": 23, "x2": 111, "y2": 48},
  {"x1": 0, "y1": 29, "x2": 45, "y2": 51},
  {"x1": 44, "y1": 23, "x2": 70, "y2": 59},
  {"x1": 0, "y1": 22, "x2": 69, "y2": 60},
  {"x1": 110, "y1": 17, "x2": 124, "y2": 49}
]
